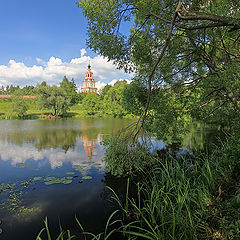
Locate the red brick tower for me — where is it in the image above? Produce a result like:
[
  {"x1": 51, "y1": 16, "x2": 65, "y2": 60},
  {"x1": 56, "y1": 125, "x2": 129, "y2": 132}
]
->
[{"x1": 81, "y1": 64, "x2": 97, "y2": 93}]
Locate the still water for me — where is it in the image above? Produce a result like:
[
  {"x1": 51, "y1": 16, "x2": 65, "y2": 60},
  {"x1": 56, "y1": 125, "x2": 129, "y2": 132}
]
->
[
  {"x1": 0, "y1": 119, "x2": 134, "y2": 240},
  {"x1": 0, "y1": 119, "x2": 221, "y2": 240}
]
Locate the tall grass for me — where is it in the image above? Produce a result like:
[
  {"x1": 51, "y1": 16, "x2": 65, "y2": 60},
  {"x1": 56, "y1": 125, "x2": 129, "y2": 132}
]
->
[
  {"x1": 36, "y1": 218, "x2": 75, "y2": 240},
  {"x1": 36, "y1": 210, "x2": 122, "y2": 240},
  {"x1": 108, "y1": 134, "x2": 240, "y2": 240}
]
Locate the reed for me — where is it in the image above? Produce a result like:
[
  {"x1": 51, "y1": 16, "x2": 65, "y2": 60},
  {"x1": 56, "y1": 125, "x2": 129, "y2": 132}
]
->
[{"x1": 112, "y1": 135, "x2": 240, "y2": 239}]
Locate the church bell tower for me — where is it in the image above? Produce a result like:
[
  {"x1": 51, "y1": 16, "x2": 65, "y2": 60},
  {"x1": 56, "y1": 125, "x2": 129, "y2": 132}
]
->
[{"x1": 81, "y1": 64, "x2": 97, "y2": 93}]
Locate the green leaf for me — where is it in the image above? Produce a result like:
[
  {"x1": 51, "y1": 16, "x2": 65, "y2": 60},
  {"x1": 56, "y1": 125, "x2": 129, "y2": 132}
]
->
[
  {"x1": 82, "y1": 176, "x2": 93, "y2": 180},
  {"x1": 33, "y1": 177, "x2": 42, "y2": 181}
]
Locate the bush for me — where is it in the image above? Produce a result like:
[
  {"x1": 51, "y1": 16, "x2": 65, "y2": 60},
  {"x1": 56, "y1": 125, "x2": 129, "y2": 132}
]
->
[{"x1": 103, "y1": 137, "x2": 155, "y2": 176}]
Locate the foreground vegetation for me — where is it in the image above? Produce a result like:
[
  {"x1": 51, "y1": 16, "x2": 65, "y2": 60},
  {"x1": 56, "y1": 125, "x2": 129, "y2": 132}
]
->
[{"x1": 103, "y1": 125, "x2": 240, "y2": 239}]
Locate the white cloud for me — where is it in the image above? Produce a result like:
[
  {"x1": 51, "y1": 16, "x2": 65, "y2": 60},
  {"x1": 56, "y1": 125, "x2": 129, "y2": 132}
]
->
[
  {"x1": 80, "y1": 48, "x2": 87, "y2": 57},
  {"x1": 0, "y1": 49, "x2": 132, "y2": 89},
  {"x1": 95, "y1": 81, "x2": 107, "y2": 91},
  {"x1": 95, "y1": 78, "x2": 132, "y2": 91},
  {"x1": 36, "y1": 57, "x2": 47, "y2": 66}
]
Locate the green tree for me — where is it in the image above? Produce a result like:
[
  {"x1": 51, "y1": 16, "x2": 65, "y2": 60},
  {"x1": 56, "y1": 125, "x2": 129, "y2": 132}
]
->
[
  {"x1": 82, "y1": 92, "x2": 100, "y2": 115},
  {"x1": 36, "y1": 85, "x2": 70, "y2": 117},
  {"x1": 99, "y1": 84, "x2": 112, "y2": 100},
  {"x1": 40, "y1": 81, "x2": 47, "y2": 87},
  {"x1": 60, "y1": 76, "x2": 78, "y2": 105},
  {"x1": 21, "y1": 85, "x2": 35, "y2": 95},
  {"x1": 122, "y1": 80, "x2": 147, "y2": 116},
  {"x1": 77, "y1": 0, "x2": 240, "y2": 128},
  {"x1": 0, "y1": 86, "x2": 4, "y2": 94},
  {"x1": 103, "y1": 81, "x2": 128, "y2": 117},
  {"x1": 11, "y1": 91, "x2": 29, "y2": 119}
]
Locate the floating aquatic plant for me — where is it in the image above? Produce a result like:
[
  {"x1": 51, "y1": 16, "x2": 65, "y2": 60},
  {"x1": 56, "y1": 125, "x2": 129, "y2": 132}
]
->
[
  {"x1": 33, "y1": 177, "x2": 42, "y2": 181},
  {"x1": 62, "y1": 180, "x2": 72, "y2": 184},
  {"x1": 62, "y1": 176, "x2": 73, "y2": 180},
  {"x1": 82, "y1": 176, "x2": 92, "y2": 180},
  {"x1": 44, "y1": 176, "x2": 74, "y2": 185},
  {"x1": 44, "y1": 177, "x2": 57, "y2": 181}
]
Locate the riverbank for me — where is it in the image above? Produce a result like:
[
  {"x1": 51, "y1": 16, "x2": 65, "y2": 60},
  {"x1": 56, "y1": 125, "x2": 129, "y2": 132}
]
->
[
  {"x1": 110, "y1": 131, "x2": 240, "y2": 239},
  {"x1": 0, "y1": 98, "x2": 135, "y2": 120}
]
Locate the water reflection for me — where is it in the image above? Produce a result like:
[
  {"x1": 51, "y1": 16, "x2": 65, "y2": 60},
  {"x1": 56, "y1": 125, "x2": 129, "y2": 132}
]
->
[
  {"x1": 0, "y1": 119, "x2": 132, "y2": 169},
  {"x1": 0, "y1": 138, "x2": 104, "y2": 170},
  {"x1": 0, "y1": 119, "x2": 134, "y2": 240},
  {"x1": 82, "y1": 135, "x2": 96, "y2": 160}
]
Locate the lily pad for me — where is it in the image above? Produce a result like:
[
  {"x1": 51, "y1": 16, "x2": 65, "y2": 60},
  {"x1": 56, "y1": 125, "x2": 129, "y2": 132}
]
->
[
  {"x1": 62, "y1": 180, "x2": 72, "y2": 184},
  {"x1": 44, "y1": 181, "x2": 56, "y2": 185},
  {"x1": 62, "y1": 177, "x2": 73, "y2": 180},
  {"x1": 44, "y1": 178, "x2": 61, "y2": 185},
  {"x1": 82, "y1": 176, "x2": 93, "y2": 180},
  {"x1": 35, "y1": 168, "x2": 41, "y2": 171},
  {"x1": 18, "y1": 166, "x2": 26, "y2": 168},
  {"x1": 33, "y1": 177, "x2": 42, "y2": 181},
  {"x1": 66, "y1": 172, "x2": 75, "y2": 175},
  {"x1": 44, "y1": 177, "x2": 57, "y2": 181}
]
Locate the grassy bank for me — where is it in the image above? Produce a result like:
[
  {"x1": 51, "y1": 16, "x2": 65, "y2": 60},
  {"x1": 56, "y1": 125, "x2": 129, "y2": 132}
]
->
[
  {"x1": 102, "y1": 129, "x2": 240, "y2": 239},
  {"x1": 0, "y1": 99, "x2": 134, "y2": 120}
]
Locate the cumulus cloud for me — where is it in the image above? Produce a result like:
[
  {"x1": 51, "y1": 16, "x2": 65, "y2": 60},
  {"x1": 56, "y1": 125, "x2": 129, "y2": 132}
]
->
[
  {"x1": 95, "y1": 78, "x2": 132, "y2": 91},
  {"x1": 36, "y1": 57, "x2": 47, "y2": 66},
  {"x1": 0, "y1": 49, "x2": 132, "y2": 89},
  {"x1": 80, "y1": 48, "x2": 87, "y2": 57}
]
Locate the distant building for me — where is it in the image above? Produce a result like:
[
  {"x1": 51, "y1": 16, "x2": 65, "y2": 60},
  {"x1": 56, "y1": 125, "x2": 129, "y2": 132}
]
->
[{"x1": 81, "y1": 64, "x2": 97, "y2": 93}]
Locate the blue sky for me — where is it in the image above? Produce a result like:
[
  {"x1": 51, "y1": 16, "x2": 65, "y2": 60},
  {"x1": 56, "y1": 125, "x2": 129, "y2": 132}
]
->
[{"x1": 0, "y1": 0, "x2": 131, "y2": 89}]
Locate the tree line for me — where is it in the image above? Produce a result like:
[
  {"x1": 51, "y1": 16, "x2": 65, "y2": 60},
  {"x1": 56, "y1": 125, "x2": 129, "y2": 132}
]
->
[{"x1": 0, "y1": 76, "x2": 141, "y2": 119}]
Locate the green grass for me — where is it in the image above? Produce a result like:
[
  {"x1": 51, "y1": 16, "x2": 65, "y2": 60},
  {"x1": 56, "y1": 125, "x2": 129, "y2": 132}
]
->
[
  {"x1": 36, "y1": 212, "x2": 122, "y2": 240},
  {"x1": 100, "y1": 127, "x2": 240, "y2": 239},
  {"x1": 0, "y1": 100, "x2": 135, "y2": 120},
  {"x1": 113, "y1": 133, "x2": 240, "y2": 240}
]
